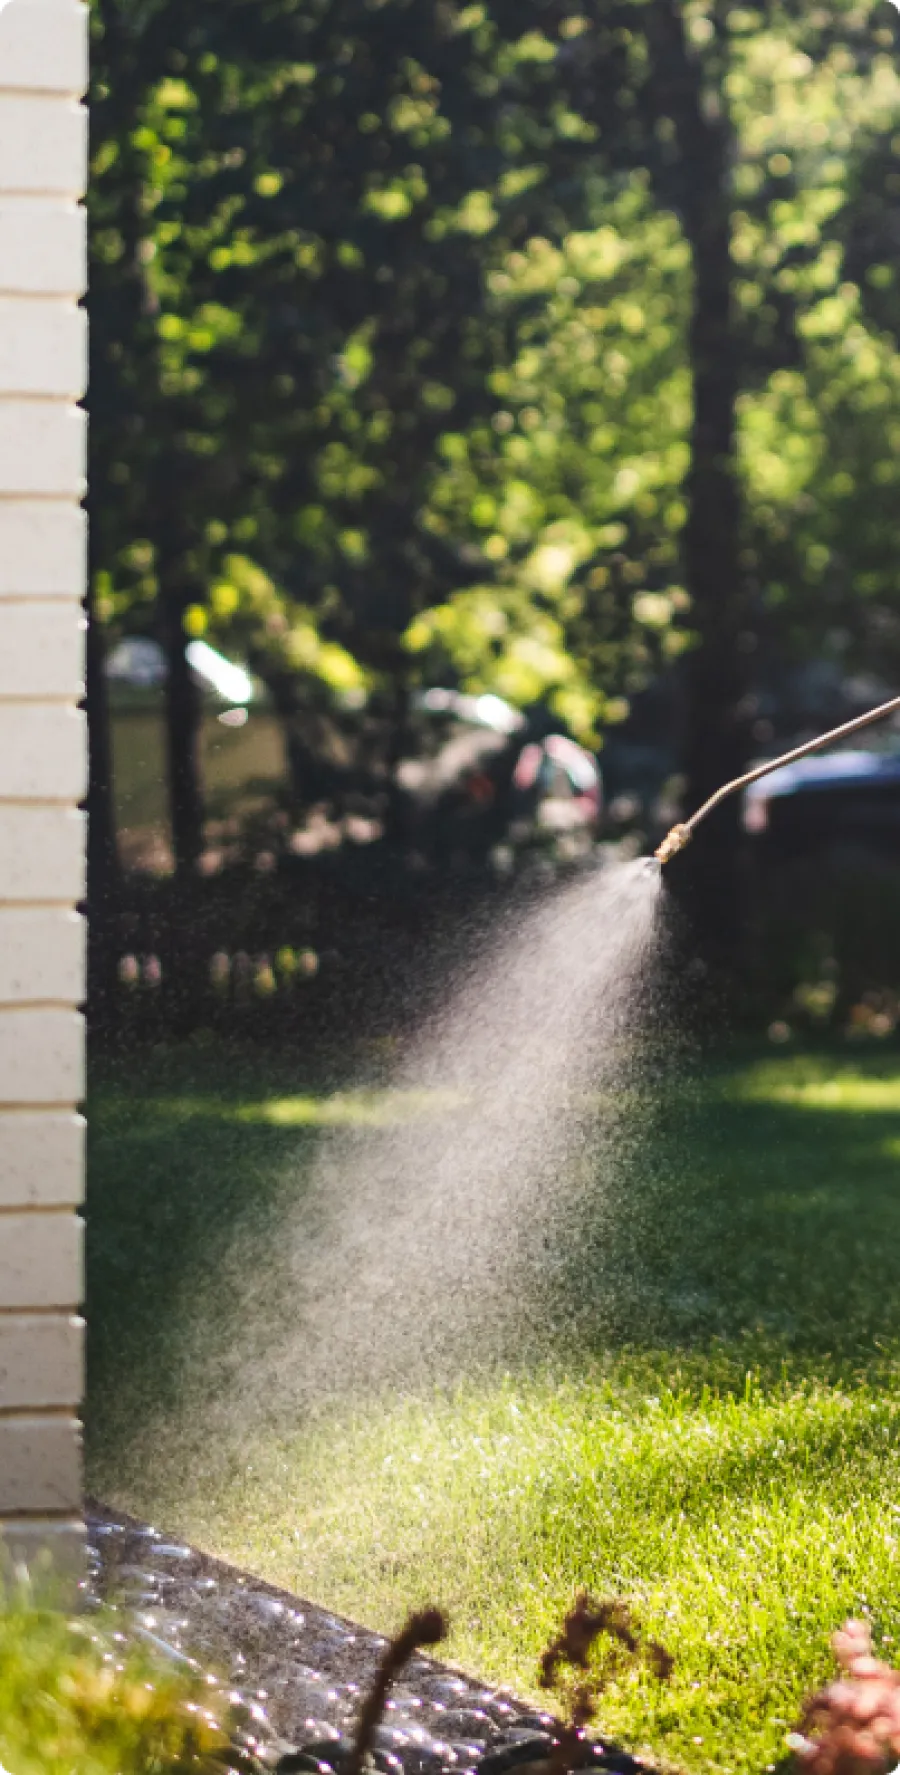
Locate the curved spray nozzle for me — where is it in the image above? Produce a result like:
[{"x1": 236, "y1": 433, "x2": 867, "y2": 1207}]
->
[{"x1": 654, "y1": 693, "x2": 900, "y2": 865}]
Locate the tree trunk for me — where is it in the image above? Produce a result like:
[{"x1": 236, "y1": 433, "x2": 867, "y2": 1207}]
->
[
  {"x1": 678, "y1": 200, "x2": 748, "y2": 969},
  {"x1": 267, "y1": 673, "x2": 337, "y2": 818},
  {"x1": 160, "y1": 589, "x2": 204, "y2": 876},
  {"x1": 648, "y1": 3, "x2": 750, "y2": 973},
  {"x1": 83, "y1": 564, "x2": 120, "y2": 1027},
  {"x1": 383, "y1": 664, "x2": 414, "y2": 848}
]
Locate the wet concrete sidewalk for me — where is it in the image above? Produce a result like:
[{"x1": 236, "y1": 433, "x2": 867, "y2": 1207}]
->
[{"x1": 86, "y1": 1502, "x2": 646, "y2": 1775}]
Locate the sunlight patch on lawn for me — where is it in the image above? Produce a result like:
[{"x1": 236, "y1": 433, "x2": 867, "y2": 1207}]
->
[
  {"x1": 736, "y1": 1059, "x2": 900, "y2": 1113},
  {"x1": 234, "y1": 1087, "x2": 464, "y2": 1128},
  {"x1": 102, "y1": 1086, "x2": 464, "y2": 1129}
]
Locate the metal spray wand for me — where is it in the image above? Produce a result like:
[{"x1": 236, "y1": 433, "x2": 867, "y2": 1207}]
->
[{"x1": 654, "y1": 693, "x2": 900, "y2": 864}]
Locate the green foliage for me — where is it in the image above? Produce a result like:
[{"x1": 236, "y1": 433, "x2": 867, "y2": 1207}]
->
[
  {"x1": 87, "y1": 0, "x2": 699, "y2": 745},
  {"x1": 89, "y1": 0, "x2": 900, "y2": 768},
  {"x1": 195, "y1": 554, "x2": 367, "y2": 697},
  {"x1": 89, "y1": 0, "x2": 590, "y2": 708},
  {"x1": 0, "y1": 1580, "x2": 227, "y2": 1775},
  {"x1": 412, "y1": 178, "x2": 691, "y2": 740},
  {"x1": 725, "y1": 19, "x2": 900, "y2": 661}
]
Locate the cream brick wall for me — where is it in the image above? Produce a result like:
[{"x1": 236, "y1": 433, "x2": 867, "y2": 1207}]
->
[{"x1": 0, "y1": 0, "x2": 88, "y2": 1574}]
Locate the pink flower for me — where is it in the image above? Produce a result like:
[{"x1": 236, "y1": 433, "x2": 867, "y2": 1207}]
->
[{"x1": 795, "y1": 1622, "x2": 900, "y2": 1775}]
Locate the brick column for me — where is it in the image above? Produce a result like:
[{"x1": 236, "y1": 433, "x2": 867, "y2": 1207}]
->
[{"x1": 0, "y1": 0, "x2": 88, "y2": 1573}]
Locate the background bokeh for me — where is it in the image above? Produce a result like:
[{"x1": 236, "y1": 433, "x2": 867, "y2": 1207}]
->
[{"x1": 87, "y1": 0, "x2": 900, "y2": 1041}]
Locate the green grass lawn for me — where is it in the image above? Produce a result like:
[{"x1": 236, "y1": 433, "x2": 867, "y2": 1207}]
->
[{"x1": 86, "y1": 1040, "x2": 900, "y2": 1775}]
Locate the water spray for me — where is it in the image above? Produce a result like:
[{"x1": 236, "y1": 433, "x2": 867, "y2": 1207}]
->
[{"x1": 654, "y1": 693, "x2": 900, "y2": 864}]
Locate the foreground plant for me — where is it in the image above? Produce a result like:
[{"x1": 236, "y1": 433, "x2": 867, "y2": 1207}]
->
[
  {"x1": 538, "y1": 1592, "x2": 673, "y2": 1774},
  {"x1": 790, "y1": 1620, "x2": 900, "y2": 1775},
  {"x1": 0, "y1": 1578, "x2": 230, "y2": 1775},
  {"x1": 343, "y1": 1607, "x2": 448, "y2": 1775},
  {"x1": 11, "y1": 1551, "x2": 897, "y2": 1775}
]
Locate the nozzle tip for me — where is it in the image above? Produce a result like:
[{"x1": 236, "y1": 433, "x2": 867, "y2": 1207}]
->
[{"x1": 654, "y1": 823, "x2": 691, "y2": 865}]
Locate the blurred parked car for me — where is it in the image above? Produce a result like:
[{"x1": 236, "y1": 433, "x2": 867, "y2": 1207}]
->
[
  {"x1": 397, "y1": 688, "x2": 602, "y2": 866},
  {"x1": 105, "y1": 637, "x2": 285, "y2": 870}
]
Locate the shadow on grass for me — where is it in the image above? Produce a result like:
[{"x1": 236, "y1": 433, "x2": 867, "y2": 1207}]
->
[
  {"x1": 87, "y1": 1045, "x2": 348, "y2": 1448},
  {"x1": 602, "y1": 1074, "x2": 900, "y2": 1370},
  {"x1": 86, "y1": 1042, "x2": 900, "y2": 1469}
]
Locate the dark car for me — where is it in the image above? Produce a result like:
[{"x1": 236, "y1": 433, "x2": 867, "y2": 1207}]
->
[{"x1": 743, "y1": 747, "x2": 900, "y2": 859}]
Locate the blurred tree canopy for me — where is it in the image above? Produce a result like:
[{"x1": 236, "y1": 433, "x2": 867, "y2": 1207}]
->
[{"x1": 88, "y1": 0, "x2": 900, "y2": 927}]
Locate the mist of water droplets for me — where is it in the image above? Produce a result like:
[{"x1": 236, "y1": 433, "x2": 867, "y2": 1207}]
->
[{"x1": 207, "y1": 855, "x2": 672, "y2": 1423}]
